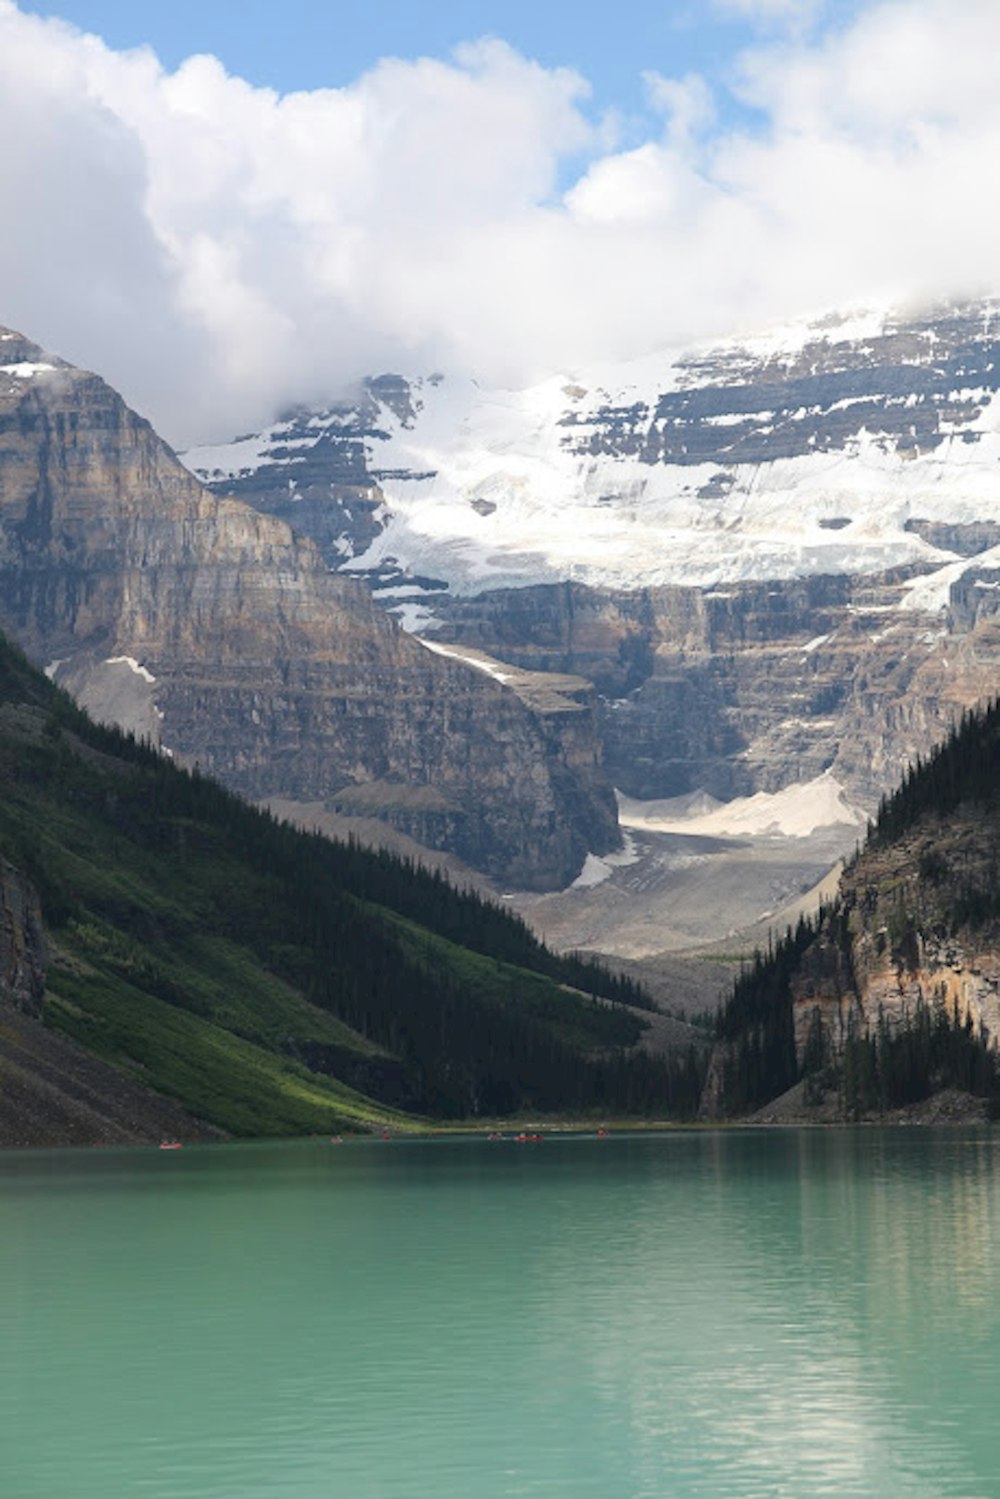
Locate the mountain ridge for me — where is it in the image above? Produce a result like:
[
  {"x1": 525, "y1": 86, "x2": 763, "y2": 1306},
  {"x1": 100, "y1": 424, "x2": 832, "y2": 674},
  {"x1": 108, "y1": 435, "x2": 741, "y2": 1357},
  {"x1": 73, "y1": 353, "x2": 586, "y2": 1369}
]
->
[
  {"x1": 0, "y1": 325, "x2": 619, "y2": 889},
  {"x1": 180, "y1": 297, "x2": 1000, "y2": 944},
  {"x1": 184, "y1": 298, "x2": 1000, "y2": 599}
]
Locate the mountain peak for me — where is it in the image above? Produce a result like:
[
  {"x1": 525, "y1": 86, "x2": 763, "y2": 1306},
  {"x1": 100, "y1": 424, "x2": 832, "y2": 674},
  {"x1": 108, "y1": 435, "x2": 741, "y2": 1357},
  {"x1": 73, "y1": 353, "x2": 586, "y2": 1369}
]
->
[
  {"x1": 185, "y1": 295, "x2": 1000, "y2": 605},
  {"x1": 0, "y1": 326, "x2": 69, "y2": 384}
]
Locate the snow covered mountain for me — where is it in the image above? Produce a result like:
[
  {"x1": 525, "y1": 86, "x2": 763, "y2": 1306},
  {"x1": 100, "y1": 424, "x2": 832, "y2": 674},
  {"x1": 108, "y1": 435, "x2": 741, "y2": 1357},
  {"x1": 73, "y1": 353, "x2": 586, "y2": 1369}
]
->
[
  {"x1": 183, "y1": 298, "x2": 1000, "y2": 952},
  {"x1": 184, "y1": 299, "x2": 1000, "y2": 620}
]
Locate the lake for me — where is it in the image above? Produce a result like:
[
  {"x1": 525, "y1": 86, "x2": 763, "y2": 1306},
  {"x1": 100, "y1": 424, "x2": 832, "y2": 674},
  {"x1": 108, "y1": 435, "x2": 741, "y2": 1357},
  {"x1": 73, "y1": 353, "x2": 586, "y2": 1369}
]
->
[{"x1": 2, "y1": 1128, "x2": 999, "y2": 1498}]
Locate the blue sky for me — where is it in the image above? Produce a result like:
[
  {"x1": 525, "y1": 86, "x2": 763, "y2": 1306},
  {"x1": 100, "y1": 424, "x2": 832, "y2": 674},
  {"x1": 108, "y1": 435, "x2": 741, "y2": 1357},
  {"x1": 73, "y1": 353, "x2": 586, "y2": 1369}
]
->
[{"x1": 18, "y1": 0, "x2": 863, "y2": 135}]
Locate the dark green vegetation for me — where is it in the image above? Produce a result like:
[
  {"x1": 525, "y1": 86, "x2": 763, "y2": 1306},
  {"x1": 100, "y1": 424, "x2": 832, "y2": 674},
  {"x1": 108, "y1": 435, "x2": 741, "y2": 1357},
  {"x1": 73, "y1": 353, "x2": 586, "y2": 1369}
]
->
[
  {"x1": 713, "y1": 919, "x2": 814, "y2": 1117},
  {"x1": 718, "y1": 926, "x2": 999, "y2": 1118},
  {"x1": 873, "y1": 700, "x2": 1000, "y2": 847},
  {"x1": 713, "y1": 703, "x2": 1000, "y2": 1118},
  {"x1": 817, "y1": 998, "x2": 998, "y2": 1120},
  {"x1": 0, "y1": 635, "x2": 705, "y2": 1137}
]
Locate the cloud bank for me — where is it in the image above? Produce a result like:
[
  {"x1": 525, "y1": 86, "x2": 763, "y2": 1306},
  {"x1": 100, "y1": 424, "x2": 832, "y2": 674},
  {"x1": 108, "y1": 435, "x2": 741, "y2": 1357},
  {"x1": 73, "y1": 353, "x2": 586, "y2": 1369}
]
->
[{"x1": 1, "y1": 0, "x2": 999, "y2": 443}]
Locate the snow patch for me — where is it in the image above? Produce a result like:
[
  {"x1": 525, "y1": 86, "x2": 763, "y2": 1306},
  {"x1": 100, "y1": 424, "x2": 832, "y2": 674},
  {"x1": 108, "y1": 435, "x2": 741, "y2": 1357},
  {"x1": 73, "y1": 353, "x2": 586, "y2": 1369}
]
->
[
  {"x1": 182, "y1": 427, "x2": 317, "y2": 480},
  {"x1": 618, "y1": 773, "x2": 866, "y2": 840},
  {"x1": 106, "y1": 655, "x2": 156, "y2": 684},
  {"x1": 419, "y1": 639, "x2": 512, "y2": 679},
  {"x1": 570, "y1": 834, "x2": 642, "y2": 889},
  {"x1": 186, "y1": 303, "x2": 1000, "y2": 596},
  {"x1": 375, "y1": 584, "x2": 439, "y2": 598},
  {"x1": 1, "y1": 362, "x2": 56, "y2": 378},
  {"x1": 571, "y1": 853, "x2": 615, "y2": 889},
  {"x1": 349, "y1": 368, "x2": 1000, "y2": 593},
  {"x1": 388, "y1": 602, "x2": 444, "y2": 634},
  {"x1": 897, "y1": 551, "x2": 1000, "y2": 614}
]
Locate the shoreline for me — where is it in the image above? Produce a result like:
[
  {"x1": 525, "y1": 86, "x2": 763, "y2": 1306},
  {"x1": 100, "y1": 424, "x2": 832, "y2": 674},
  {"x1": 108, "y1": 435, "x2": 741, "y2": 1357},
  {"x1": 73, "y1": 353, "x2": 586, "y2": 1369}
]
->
[{"x1": 1, "y1": 1096, "x2": 993, "y2": 1155}]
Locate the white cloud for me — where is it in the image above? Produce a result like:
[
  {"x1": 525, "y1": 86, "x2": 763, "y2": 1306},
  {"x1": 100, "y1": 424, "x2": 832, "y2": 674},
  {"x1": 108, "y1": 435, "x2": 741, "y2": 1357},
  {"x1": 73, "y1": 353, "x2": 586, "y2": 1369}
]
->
[{"x1": 0, "y1": 0, "x2": 999, "y2": 443}]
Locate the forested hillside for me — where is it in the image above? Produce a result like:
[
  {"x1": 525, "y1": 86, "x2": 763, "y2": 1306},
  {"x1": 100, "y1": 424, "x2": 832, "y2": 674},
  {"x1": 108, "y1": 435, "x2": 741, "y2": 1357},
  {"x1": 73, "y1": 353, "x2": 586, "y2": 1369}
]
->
[
  {"x1": 0, "y1": 634, "x2": 703, "y2": 1141},
  {"x1": 710, "y1": 703, "x2": 1000, "y2": 1119}
]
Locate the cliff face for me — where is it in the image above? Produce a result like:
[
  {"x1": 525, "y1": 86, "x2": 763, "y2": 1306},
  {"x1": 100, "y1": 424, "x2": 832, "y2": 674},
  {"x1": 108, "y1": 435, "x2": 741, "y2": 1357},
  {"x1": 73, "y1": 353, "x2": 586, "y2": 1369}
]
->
[
  {"x1": 184, "y1": 300, "x2": 1000, "y2": 850},
  {"x1": 429, "y1": 572, "x2": 998, "y2": 809},
  {"x1": 791, "y1": 816, "x2": 1000, "y2": 1065},
  {"x1": 0, "y1": 330, "x2": 617, "y2": 889},
  {"x1": 0, "y1": 857, "x2": 46, "y2": 1017},
  {"x1": 699, "y1": 701, "x2": 1000, "y2": 1118}
]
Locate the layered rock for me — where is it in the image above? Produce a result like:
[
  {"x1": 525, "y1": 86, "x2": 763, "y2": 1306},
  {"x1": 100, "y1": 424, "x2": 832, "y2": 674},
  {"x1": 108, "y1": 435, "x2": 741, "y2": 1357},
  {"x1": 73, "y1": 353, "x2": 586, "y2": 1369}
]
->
[
  {"x1": 186, "y1": 297, "x2": 1000, "y2": 598},
  {"x1": 0, "y1": 328, "x2": 618, "y2": 888},
  {"x1": 183, "y1": 299, "x2": 1000, "y2": 840},
  {"x1": 428, "y1": 571, "x2": 998, "y2": 809},
  {"x1": 791, "y1": 816, "x2": 1000, "y2": 1064}
]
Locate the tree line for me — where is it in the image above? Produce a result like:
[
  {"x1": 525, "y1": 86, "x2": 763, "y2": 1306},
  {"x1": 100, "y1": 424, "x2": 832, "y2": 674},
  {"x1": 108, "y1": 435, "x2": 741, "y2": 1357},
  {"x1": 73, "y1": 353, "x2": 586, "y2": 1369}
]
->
[{"x1": 0, "y1": 630, "x2": 703, "y2": 1120}]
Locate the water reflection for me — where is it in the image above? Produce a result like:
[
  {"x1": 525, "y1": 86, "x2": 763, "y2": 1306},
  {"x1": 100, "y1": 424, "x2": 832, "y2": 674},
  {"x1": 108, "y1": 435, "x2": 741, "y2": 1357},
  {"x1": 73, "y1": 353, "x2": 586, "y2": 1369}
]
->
[
  {"x1": 2, "y1": 1131, "x2": 999, "y2": 1498},
  {"x1": 522, "y1": 1131, "x2": 1000, "y2": 1498}
]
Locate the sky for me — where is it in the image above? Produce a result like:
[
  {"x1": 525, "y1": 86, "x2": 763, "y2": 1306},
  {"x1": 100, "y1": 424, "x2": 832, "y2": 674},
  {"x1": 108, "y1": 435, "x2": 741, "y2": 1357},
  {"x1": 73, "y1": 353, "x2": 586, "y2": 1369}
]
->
[
  {"x1": 2, "y1": 0, "x2": 998, "y2": 444},
  {"x1": 14, "y1": 1, "x2": 865, "y2": 127}
]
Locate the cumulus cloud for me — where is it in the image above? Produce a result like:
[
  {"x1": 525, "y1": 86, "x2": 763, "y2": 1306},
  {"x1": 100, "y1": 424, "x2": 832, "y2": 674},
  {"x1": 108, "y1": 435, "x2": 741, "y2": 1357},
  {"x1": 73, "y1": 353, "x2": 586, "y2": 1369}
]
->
[{"x1": 0, "y1": 0, "x2": 998, "y2": 442}]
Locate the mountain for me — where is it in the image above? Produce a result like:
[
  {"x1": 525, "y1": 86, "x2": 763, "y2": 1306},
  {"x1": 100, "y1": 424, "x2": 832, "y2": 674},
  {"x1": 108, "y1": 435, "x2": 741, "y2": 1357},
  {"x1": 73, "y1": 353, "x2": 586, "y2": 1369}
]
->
[
  {"x1": 185, "y1": 298, "x2": 1000, "y2": 946},
  {"x1": 184, "y1": 299, "x2": 1000, "y2": 597},
  {"x1": 0, "y1": 328, "x2": 618, "y2": 890},
  {"x1": 706, "y1": 702, "x2": 1000, "y2": 1120},
  {"x1": 0, "y1": 631, "x2": 707, "y2": 1145}
]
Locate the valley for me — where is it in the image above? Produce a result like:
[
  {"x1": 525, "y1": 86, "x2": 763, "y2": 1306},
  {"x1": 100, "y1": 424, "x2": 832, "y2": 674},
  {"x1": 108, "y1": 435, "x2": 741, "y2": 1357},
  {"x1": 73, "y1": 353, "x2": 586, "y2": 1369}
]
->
[
  {"x1": 8, "y1": 6, "x2": 1000, "y2": 1496},
  {"x1": 5, "y1": 299, "x2": 1000, "y2": 1134}
]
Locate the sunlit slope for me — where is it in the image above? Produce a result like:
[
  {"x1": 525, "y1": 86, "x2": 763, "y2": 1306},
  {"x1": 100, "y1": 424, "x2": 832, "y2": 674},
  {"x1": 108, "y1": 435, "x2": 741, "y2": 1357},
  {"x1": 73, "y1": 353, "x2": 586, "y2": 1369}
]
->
[{"x1": 0, "y1": 635, "x2": 694, "y2": 1139}]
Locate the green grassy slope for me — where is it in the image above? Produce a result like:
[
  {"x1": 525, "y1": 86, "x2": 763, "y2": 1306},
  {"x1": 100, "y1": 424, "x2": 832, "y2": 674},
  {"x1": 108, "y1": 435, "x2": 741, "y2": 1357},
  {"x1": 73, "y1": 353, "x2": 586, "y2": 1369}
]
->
[{"x1": 0, "y1": 635, "x2": 701, "y2": 1137}]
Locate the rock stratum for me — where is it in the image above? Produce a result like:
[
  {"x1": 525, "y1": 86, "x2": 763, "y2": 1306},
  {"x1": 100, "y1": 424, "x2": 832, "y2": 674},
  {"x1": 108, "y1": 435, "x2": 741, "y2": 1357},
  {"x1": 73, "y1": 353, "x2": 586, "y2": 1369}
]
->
[
  {"x1": 185, "y1": 299, "x2": 1000, "y2": 599},
  {"x1": 183, "y1": 297, "x2": 1000, "y2": 943},
  {"x1": 0, "y1": 328, "x2": 618, "y2": 889},
  {"x1": 790, "y1": 798, "x2": 1000, "y2": 1071}
]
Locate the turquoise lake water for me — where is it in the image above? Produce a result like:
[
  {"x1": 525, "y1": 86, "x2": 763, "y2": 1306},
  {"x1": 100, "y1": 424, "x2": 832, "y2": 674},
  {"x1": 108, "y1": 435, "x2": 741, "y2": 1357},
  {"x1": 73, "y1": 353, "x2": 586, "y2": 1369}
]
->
[{"x1": 2, "y1": 1128, "x2": 999, "y2": 1498}]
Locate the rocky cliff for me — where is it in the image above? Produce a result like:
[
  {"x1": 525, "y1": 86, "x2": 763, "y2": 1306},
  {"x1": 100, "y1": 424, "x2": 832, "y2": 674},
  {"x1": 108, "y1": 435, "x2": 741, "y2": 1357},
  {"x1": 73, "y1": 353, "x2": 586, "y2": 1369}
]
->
[
  {"x1": 706, "y1": 702, "x2": 1000, "y2": 1118},
  {"x1": 185, "y1": 299, "x2": 1000, "y2": 844},
  {"x1": 427, "y1": 570, "x2": 997, "y2": 809},
  {"x1": 0, "y1": 329, "x2": 619, "y2": 888},
  {"x1": 790, "y1": 811, "x2": 1000, "y2": 1066}
]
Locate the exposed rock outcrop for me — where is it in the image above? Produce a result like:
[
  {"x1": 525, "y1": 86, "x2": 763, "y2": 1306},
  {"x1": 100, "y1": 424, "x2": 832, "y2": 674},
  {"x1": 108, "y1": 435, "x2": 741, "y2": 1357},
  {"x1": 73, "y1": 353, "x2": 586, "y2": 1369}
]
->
[
  {"x1": 184, "y1": 298, "x2": 1000, "y2": 854},
  {"x1": 791, "y1": 816, "x2": 1000, "y2": 1064},
  {"x1": 429, "y1": 571, "x2": 996, "y2": 809},
  {"x1": 0, "y1": 329, "x2": 619, "y2": 888}
]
